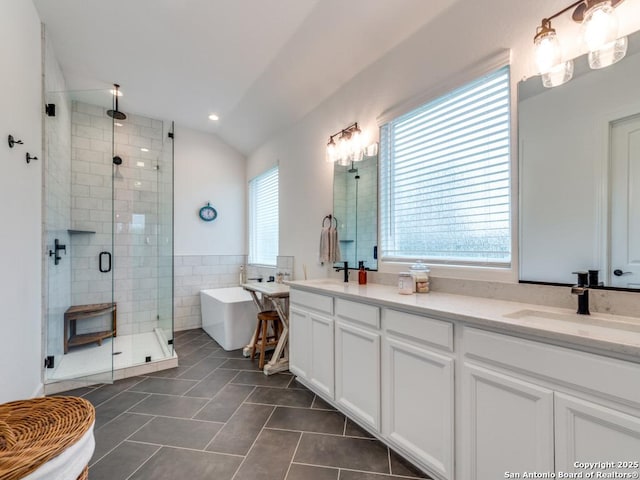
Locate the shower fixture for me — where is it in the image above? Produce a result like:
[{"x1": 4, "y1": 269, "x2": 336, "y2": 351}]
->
[
  {"x1": 107, "y1": 84, "x2": 127, "y2": 120},
  {"x1": 112, "y1": 156, "x2": 123, "y2": 165}
]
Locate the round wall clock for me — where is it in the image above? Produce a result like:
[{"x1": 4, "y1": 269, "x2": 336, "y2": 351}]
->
[{"x1": 199, "y1": 203, "x2": 218, "y2": 222}]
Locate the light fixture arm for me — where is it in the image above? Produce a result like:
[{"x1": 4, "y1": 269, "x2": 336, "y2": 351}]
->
[{"x1": 327, "y1": 122, "x2": 359, "y2": 143}]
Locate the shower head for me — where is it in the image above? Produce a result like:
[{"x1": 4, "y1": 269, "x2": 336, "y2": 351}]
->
[
  {"x1": 107, "y1": 83, "x2": 127, "y2": 120},
  {"x1": 113, "y1": 156, "x2": 123, "y2": 165},
  {"x1": 347, "y1": 161, "x2": 358, "y2": 174},
  {"x1": 107, "y1": 109, "x2": 127, "y2": 120}
]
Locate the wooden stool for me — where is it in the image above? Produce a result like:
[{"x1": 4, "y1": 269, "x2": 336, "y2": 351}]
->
[
  {"x1": 250, "y1": 310, "x2": 281, "y2": 369},
  {"x1": 64, "y1": 303, "x2": 117, "y2": 354}
]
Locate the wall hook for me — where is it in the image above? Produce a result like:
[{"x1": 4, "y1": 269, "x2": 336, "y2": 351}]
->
[
  {"x1": 8, "y1": 135, "x2": 23, "y2": 148},
  {"x1": 25, "y1": 153, "x2": 38, "y2": 164}
]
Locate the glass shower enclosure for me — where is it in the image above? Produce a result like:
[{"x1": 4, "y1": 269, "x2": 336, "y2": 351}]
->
[{"x1": 43, "y1": 86, "x2": 175, "y2": 389}]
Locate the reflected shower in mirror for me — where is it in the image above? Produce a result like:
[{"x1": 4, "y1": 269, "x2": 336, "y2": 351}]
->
[
  {"x1": 333, "y1": 154, "x2": 378, "y2": 271},
  {"x1": 519, "y1": 29, "x2": 640, "y2": 289}
]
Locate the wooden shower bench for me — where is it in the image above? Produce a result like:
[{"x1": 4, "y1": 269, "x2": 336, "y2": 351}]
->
[{"x1": 64, "y1": 303, "x2": 117, "y2": 354}]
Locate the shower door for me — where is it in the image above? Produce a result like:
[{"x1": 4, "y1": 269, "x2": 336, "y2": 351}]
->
[
  {"x1": 44, "y1": 89, "x2": 116, "y2": 386},
  {"x1": 114, "y1": 116, "x2": 174, "y2": 364}
]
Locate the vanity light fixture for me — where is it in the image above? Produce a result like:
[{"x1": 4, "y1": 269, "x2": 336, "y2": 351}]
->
[
  {"x1": 325, "y1": 122, "x2": 364, "y2": 165},
  {"x1": 533, "y1": 0, "x2": 627, "y2": 87}
]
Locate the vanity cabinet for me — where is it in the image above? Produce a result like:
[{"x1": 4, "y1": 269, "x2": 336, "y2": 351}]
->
[
  {"x1": 461, "y1": 363, "x2": 554, "y2": 479},
  {"x1": 461, "y1": 326, "x2": 640, "y2": 480},
  {"x1": 554, "y1": 393, "x2": 640, "y2": 474},
  {"x1": 289, "y1": 285, "x2": 640, "y2": 480},
  {"x1": 289, "y1": 290, "x2": 335, "y2": 398},
  {"x1": 382, "y1": 309, "x2": 454, "y2": 480},
  {"x1": 335, "y1": 299, "x2": 381, "y2": 431}
]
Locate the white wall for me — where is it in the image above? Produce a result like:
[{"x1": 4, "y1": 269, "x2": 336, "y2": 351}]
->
[
  {"x1": 247, "y1": 0, "x2": 640, "y2": 282},
  {"x1": 0, "y1": 0, "x2": 43, "y2": 402},
  {"x1": 174, "y1": 127, "x2": 246, "y2": 256}
]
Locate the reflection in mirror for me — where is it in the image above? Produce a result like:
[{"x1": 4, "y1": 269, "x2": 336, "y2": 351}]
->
[
  {"x1": 333, "y1": 154, "x2": 378, "y2": 270},
  {"x1": 519, "y1": 30, "x2": 640, "y2": 289}
]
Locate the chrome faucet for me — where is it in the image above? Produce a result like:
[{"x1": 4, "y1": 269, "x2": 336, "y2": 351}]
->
[
  {"x1": 571, "y1": 271, "x2": 590, "y2": 315},
  {"x1": 335, "y1": 261, "x2": 349, "y2": 282}
]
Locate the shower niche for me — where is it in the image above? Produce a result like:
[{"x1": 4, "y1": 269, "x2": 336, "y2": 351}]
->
[{"x1": 43, "y1": 85, "x2": 175, "y2": 390}]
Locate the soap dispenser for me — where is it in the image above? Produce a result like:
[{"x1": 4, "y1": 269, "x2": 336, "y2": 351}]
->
[{"x1": 358, "y1": 261, "x2": 367, "y2": 285}]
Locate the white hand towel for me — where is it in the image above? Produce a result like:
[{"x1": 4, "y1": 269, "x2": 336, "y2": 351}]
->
[
  {"x1": 319, "y1": 226, "x2": 330, "y2": 264},
  {"x1": 329, "y1": 225, "x2": 341, "y2": 263}
]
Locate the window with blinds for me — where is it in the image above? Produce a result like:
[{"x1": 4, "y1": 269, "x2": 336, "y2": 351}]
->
[
  {"x1": 249, "y1": 166, "x2": 279, "y2": 266},
  {"x1": 379, "y1": 66, "x2": 511, "y2": 266}
]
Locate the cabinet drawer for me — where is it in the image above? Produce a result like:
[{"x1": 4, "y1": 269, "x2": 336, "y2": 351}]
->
[
  {"x1": 383, "y1": 308, "x2": 453, "y2": 352},
  {"x1": 336, "y1": 298, "x2": 380, "y2": 329},
  {"x1": 463, "y1": 327, "x2": 640, "y2": 407},
  {"x1": 290, "y1": 289, "x2": 333, "y2": 315}
]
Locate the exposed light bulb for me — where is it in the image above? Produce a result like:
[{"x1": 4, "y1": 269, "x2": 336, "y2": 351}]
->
[
  {"x1": 326, "y1": 138, "x2": 338, "y2": 163},
  {"x1": 582, "y1": 1, "x2": 618, "y2": 52},
  {"x1": 534, "y1": 20, "x2": 562, "y2": 74},
  {"x1": 338, "y1": 133, "x2": 351, "y2": 162},
  {"x1": 541, "y1": 59, "x2": 574, "y2": 88},
  {"x1": 350, "y1": 127, "x2": 364, "y2": 162}
]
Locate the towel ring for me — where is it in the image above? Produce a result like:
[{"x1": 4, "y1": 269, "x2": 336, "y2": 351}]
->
[{"x1": 322, "y1": 214, "x2": 338, "y2": 228}]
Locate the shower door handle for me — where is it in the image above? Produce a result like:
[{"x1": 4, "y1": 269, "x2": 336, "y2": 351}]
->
[{"x1": 99, "y1": 251, "x2": 112, "y2": 273}]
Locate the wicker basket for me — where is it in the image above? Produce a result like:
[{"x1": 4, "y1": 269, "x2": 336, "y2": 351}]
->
[{"x1": 0, "y1": 396, "x2": 95, "y2": 480}]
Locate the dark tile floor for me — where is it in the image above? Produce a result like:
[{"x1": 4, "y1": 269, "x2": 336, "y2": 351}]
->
[{"x1": 59, "y1": 328, "x2": 432, "y2": 480}]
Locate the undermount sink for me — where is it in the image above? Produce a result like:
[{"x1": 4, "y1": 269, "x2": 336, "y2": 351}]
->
[{"x1": 503, "y1": 309, "x2": 640, "y2": 333}]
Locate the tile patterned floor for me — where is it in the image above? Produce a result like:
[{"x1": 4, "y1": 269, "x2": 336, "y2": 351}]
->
[{"x1": 58, "y1": 328, "x2": 432, "y2": 480}]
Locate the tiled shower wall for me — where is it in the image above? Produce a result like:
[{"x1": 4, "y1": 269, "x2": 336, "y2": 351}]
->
[{"x1": 69, "y1": 101, "x2": 171, "y2": 337}]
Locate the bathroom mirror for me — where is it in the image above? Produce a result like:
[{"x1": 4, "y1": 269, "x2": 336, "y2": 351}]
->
[
  {"x1": 518, "y1": 29, "x2": 640, "y2": 289},
  {"x1": 333, "y1": 154, "x2": 378, "y2": 271}
]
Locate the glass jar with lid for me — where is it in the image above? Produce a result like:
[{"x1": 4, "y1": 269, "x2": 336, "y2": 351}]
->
[{"x1": 409, "y1": 261, "x2": 430, "y2": 293}]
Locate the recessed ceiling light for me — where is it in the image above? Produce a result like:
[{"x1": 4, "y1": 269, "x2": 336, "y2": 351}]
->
[
  {"x1": 136, "y1": 161, "x2": 145, "y2": 167},
  {"x1": 208, "y1": 113, "x2": 220, "y2": 121},
  {"x1": 140, "y1": 148, "x2": 149, "y2": 152},
  {"x1": 110, "y1": 89, "x2": 123, "y2": 97}
]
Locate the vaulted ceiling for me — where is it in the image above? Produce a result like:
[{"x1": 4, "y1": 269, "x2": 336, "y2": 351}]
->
[{"x1": 34, "y1": 0, "x2": 459, "y2": 155}]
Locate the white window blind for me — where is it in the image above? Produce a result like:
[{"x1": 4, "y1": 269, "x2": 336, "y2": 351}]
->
[
  {"x1": 249, "y1": 167, "x2": 279, "y2": 266},
  {"x1": 380, "y1": 66, "x2": 511, "y2": 266}
]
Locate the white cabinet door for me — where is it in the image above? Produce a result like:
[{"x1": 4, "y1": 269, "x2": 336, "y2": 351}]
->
[
  {"x1": 335, "y1": 321, "x2": 381, "y2": 431},
  {"x1": 289, "y1": 306, "x2": 310, "y2": 380},
  {"x1": 309, "y1": 313, "x2": 334, "y2": 399},
  {"x1": 555, "y1": 393, "x2": 640, "y2": 475},
  {"x1": 383, "y1": 337, "x2": 454, "y2": 480},
  {"x1": 461, "y1": 363, "x2": 554, "y2": 480}
]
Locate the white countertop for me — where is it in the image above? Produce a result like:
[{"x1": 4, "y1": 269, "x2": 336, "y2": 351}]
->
[{"x1": 288, "y1": 279, "x2": 640, "y2": 362}]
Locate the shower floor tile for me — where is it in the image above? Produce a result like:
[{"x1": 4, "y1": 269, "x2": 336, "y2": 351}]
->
[{"x1": 55, "y1": 328, "x2": 432, "y2": 480}]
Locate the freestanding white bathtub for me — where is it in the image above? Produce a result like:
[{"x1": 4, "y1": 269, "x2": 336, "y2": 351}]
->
[{"x1": 200, "y1": 287, "x2": 256, "y2": 350}]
